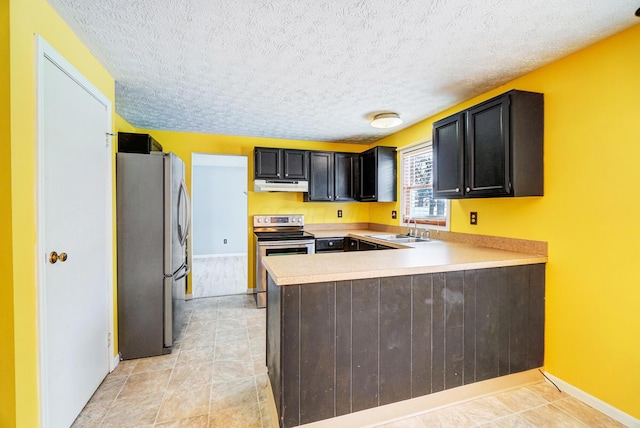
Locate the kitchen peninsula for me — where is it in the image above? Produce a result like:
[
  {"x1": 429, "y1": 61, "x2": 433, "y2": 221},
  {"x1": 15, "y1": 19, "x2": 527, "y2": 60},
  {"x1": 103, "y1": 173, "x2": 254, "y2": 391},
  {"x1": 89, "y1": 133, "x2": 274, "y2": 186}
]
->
[{"x1": 264, "y1": 231, "x2": 547, "y2": 428}]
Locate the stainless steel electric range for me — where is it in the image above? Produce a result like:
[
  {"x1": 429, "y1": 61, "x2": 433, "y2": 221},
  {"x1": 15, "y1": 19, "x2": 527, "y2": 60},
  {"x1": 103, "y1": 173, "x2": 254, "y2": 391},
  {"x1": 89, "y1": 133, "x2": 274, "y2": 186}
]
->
[{"x1": 253, "y1": 215, "x2": 315, "y2": 308}]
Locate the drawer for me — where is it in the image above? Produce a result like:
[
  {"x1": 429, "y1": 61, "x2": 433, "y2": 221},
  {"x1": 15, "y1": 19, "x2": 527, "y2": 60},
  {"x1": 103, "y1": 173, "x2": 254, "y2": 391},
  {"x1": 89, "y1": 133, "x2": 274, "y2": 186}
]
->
[{"x1": 315, "y1": 237, "x2": 345, "y2": 252}]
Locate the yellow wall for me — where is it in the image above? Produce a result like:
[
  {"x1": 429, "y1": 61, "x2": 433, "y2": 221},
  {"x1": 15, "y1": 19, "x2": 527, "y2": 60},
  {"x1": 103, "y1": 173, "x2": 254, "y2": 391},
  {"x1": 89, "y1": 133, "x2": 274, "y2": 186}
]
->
[
  {"x1": 5, "y1": 0, "x2": 639, "y2": 421},
  {"x1": 139, "y1": 129, "x2": 373, "y2": 291},
  {"x1": 9, "y1": 0, "x2": 115, "y2": 424},
  {"x1": 0, "y1": 0, "x2": 16, "y2": 425},
  {"x1": 372, "y1": 24, "x2": 640, "y2": 418}
]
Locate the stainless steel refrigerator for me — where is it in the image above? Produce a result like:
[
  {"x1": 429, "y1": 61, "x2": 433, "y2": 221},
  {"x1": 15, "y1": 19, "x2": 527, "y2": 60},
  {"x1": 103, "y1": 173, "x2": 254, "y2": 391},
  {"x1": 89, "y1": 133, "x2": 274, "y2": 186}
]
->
[{"x1": 116, "y1": 152, "x2": 191, "y2": 360}]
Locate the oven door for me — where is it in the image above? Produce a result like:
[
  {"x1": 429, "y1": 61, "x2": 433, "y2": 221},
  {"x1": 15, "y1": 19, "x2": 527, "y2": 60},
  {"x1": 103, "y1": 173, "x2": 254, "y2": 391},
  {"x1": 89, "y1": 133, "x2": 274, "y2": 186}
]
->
[{"x1": 255, "y1": 239, "x2": 315, "y2": 308}]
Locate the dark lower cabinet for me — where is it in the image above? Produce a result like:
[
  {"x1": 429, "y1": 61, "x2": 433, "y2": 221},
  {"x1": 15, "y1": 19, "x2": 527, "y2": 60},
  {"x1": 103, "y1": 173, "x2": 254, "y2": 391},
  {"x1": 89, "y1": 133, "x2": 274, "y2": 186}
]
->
[
  {"x1": 357, "y1": 240, "x2": 377, "y2": 251},
  {"x1": 344, "y1": 237, "x2": 359, "y2": 251},
  {"x1": 343, "y1": 237, "x2": 393, "y2": 251},
  {"x1": 315, "y1": 237, "x2": 345, "y2": 252},
  {"x1": 267, "y1": 264, "x2": 545, "y2": 427}
]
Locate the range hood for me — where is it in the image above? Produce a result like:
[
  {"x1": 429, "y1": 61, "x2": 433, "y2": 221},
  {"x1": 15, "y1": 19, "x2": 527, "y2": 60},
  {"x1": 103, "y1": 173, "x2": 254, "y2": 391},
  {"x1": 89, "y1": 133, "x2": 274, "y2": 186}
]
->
[{"x1": 254, "y1": 179, "x2": 309, "y2": 193}]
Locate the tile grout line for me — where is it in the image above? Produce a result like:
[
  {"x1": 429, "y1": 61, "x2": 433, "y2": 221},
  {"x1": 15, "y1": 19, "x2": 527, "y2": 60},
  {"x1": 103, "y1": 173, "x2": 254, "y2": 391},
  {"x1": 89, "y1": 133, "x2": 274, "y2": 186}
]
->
[
  {"x1": 96, "y1": 361, "x2": 133, "y2": 428},
  {"x1": 206, "y1": 297, "x2": 218, "y2": 428},
  {"x1": 244, "y1": 296, "x2": 266, "y2": 428}
]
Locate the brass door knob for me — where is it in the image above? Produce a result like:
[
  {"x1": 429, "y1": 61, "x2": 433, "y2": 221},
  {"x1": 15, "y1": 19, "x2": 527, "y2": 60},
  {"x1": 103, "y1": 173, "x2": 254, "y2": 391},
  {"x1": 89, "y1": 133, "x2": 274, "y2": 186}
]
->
[{"x1": 49, "y1": 251, "x2": 68, "y2": 264}]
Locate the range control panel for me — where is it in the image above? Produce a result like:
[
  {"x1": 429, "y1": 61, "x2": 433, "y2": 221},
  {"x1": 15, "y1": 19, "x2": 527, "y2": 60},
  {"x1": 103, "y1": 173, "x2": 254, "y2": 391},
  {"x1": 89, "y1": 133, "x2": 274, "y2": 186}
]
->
[{"x1": 253, "y1": 215, "x2": 304, "y2": 227}]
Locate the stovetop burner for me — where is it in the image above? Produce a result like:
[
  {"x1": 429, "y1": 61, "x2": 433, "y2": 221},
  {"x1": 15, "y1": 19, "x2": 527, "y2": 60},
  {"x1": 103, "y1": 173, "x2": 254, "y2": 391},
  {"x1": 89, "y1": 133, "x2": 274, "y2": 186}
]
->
[{"x1": 254, "y1": 230, "x2": 315, "y2": 242}]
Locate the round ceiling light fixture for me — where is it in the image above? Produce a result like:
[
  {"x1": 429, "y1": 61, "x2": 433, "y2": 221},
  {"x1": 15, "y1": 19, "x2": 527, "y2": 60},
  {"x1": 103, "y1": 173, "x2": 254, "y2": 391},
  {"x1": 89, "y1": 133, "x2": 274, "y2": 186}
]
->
[{"x1": 370, "y1": 112, "x2": 403, "y2": 129}]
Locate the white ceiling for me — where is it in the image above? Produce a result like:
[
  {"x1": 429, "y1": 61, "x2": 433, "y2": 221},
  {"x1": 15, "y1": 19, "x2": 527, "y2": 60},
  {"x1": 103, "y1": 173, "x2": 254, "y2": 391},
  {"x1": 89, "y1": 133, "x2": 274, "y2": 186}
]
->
[{"x1": 48, "y1": 0, "x2": 638, "y2": 144}]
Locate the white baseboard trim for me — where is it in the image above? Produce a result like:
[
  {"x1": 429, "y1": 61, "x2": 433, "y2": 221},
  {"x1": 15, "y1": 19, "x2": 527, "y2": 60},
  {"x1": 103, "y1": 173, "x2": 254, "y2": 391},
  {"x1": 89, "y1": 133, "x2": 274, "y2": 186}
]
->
[
  {"x1": 110, "y1": 354, "x2": 120, "y2": 372},
  {"x1": 543, "y1": 371, "x2": 640, "y2": 428}
]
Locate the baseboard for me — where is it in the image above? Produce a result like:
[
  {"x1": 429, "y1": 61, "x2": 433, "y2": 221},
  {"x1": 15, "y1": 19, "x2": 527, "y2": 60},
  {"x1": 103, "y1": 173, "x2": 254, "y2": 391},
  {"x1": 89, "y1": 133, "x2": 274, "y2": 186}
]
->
[
  {"x1": 265, "y1": 376, "x2": 280, "y2": 428},
  {"x1": 110, "y1": 354, "x2": 120, "y2": 372},
  {"x1": 276, "y1": 369, "x2": 542, "y2": 427},
  {"x1": 543, "y1": 372, "x2": 640, "y2": 428}
]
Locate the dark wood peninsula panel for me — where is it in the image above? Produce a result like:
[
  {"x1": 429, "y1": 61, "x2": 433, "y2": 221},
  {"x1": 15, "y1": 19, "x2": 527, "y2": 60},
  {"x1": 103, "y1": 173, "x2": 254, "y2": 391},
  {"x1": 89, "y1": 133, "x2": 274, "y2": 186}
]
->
[{"x1": 267, "y1": 264, "x2": 545, "y2": 427}]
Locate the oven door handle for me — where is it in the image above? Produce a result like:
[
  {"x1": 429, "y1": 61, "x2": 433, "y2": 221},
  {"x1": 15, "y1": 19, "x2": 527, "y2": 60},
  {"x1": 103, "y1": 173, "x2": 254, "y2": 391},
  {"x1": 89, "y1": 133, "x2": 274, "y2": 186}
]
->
[{"x1": 257, "y1": 240, "x2": 316, "y2": 249}]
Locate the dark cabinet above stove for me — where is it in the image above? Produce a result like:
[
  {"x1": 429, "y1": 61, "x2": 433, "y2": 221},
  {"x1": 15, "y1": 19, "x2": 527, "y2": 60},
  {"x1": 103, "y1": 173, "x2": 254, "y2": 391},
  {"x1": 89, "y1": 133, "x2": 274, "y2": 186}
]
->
[
  {"x1": 253, "y1": 145, "x2": 396, "y2": 202},
  {"x1": 254, "y1": 147, "x2": 309, "y2": 181}
]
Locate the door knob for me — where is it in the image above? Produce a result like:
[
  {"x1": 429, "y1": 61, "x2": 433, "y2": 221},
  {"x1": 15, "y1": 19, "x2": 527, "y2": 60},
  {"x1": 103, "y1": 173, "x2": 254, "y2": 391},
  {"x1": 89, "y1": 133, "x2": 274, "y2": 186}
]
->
[{"x1": 49, "y1": 251, "x2": 68, "y2": 264}]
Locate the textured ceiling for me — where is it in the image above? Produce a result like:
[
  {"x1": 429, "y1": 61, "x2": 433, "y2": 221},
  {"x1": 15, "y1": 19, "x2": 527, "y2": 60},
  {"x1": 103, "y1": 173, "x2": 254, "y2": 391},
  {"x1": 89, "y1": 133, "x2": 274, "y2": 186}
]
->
[{"x1": 48, "y1": 0, "x2": 638, "y2": 144}]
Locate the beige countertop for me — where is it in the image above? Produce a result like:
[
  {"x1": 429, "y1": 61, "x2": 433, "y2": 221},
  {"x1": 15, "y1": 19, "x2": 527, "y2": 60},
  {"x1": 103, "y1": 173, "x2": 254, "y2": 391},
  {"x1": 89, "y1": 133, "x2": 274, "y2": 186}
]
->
[{"x1": 263, "y1": 230, "x2": 548, "y2": 286}]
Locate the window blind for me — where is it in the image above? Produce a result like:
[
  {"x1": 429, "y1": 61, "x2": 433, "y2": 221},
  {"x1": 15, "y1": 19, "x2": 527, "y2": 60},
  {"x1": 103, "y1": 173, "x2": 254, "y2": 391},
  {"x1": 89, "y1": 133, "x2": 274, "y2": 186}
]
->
[{"x1": 401, "y1": 143, "x2": 447, "y2": 226}]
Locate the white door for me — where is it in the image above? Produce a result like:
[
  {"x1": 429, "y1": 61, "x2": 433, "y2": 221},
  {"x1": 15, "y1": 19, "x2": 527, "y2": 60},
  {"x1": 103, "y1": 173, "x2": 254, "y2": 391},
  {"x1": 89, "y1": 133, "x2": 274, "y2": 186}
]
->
[{"x1": 37, "y1": 37, "x2": 113, "y2": 428}]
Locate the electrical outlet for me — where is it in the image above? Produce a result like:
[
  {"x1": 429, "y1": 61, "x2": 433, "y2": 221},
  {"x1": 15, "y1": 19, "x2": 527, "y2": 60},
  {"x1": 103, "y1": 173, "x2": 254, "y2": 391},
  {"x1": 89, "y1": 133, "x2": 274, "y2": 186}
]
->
[
  {"x1": 392, "y1": 210, "x2": 397, "y2": 219},
  {"x1": 470, "y1": 212, "x2": 478, "y2": 225},
  {"x1": 337, "y1": 209, "x2": 343, "y2": 218}
]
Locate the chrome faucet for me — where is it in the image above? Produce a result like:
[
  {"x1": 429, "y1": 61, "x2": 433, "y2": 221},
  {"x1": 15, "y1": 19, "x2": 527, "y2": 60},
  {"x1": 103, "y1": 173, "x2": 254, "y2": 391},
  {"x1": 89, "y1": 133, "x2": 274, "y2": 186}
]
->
[{"x1": 407, "y1": 217, "x2": 418, "y2": 237}]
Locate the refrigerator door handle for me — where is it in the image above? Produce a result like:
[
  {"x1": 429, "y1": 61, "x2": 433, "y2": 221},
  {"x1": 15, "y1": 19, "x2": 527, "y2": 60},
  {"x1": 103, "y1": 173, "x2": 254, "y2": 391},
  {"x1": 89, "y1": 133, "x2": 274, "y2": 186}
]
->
[
  {"x1": 163, "y1": 276, "x2": 172, "y2": 347},
  {"x1": 174, "y1": 263, "x2": 190, "y2": 281},
  {"x1": 177, "y1": 180, "x2": 190, "y2": 246},
  {"x1": 184, "y1": 180, "x2": 191, "y2": 241}
]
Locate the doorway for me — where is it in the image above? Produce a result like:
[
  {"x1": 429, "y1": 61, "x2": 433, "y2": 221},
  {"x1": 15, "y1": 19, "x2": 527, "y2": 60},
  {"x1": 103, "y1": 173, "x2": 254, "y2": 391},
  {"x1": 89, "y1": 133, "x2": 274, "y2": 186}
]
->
[
  {"x1": 191, "y1": 154, "x2": 248, "y2": 298},
  {"x1": 36, "y1": 36, "x2": 113, "y2": 427}
]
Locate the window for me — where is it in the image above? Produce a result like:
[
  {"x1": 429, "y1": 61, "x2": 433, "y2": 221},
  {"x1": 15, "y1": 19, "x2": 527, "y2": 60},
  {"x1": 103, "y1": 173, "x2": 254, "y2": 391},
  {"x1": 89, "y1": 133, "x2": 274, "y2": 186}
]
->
[{"x1": 400, "y1": 140, "x2": 450, "y2": 229}]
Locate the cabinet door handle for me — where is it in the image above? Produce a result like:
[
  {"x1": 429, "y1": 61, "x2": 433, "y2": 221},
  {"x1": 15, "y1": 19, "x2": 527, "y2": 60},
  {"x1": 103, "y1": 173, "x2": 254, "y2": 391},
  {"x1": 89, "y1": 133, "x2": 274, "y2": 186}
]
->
[
  {"x1": 455, "y1": 188, "x2": 460, "y2": 192},
  {"x1": 466, "y1": 187, "x2": 470, "y2": 192}
]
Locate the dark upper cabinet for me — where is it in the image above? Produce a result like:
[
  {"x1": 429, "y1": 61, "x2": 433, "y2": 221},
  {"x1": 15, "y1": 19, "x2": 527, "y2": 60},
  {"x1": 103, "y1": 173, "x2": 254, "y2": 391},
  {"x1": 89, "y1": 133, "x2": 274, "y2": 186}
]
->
[
  {"x1": 359, "y1": 149, "x2": 377, "y2": 200},
  {"x1": 307, "y1": 152, "x2": 334, "y2": 201},
  {"x1": 433, "y1": 113, "x2": 465, "y2": 198},
  {"x1": 305, "y1": 152, "x2": 357, "y2": 202},
  {"x1": 358, "y1": 146, "x2": 397, "y2": 202},
  {"x1": 254, "y1": 147, "x2": 308, "y2": 181},
  {"x1": 433, "y1": 90, "x2": 543, "y2": 199},
  {"x1": 254, "y1": 147, "x2": 280, "y2": 179},
  {"x1": 334, "y1": 153, "x2": 356, "y2": 201},
  {"x1": 466, "y1": 96, "x2": 511, "y2": 197},
  {"x1": 283, "y1": 150, "x2": 308, "y2": 180}
]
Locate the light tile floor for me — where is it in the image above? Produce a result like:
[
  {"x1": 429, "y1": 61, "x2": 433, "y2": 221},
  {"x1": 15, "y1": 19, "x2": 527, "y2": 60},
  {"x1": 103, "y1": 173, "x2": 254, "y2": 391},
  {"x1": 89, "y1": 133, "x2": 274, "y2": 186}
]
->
[{"x1": 74, "y1": 295, "x2": 625, "y2": 428}]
